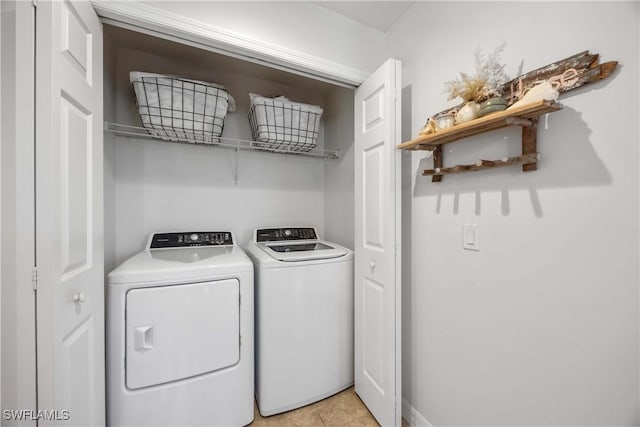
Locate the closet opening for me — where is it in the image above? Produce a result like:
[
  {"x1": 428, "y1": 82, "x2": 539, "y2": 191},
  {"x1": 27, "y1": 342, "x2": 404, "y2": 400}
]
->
[{"x1": 103, "y1": 24, "x2": 356, "y2": 273}]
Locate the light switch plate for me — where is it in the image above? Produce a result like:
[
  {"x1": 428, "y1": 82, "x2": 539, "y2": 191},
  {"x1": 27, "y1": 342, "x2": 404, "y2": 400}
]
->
[{"x1": 463, "y1": 224, "x2": 479, "y2": 251}]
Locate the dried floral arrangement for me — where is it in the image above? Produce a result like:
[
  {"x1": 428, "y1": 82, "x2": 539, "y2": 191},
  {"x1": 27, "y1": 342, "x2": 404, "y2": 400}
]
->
[{"x1": 444, "y1": 43, "x2": 510, "y2": 103}]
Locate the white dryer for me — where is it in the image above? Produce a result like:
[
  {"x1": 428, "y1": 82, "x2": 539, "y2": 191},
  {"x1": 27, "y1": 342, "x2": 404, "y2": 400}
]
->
[
  {"x1": 245, "y1": 227, "x2": 354, "y2": 416},
  {"x1": 107, "y1": 231, "x2": 253, "y2": 427}
]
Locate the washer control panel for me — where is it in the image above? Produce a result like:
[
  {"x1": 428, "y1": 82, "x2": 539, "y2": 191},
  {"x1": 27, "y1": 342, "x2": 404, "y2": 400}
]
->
[
  {"x1": 150, "y1": 232, "x2": 233, "y2": 249},
  {"x1": 256, "y1": 227, "x2": 317, "y2": 242}
]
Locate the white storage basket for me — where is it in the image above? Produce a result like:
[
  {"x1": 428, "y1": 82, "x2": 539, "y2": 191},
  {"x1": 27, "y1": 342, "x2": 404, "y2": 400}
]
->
[
  {"x1": 130, "y1": 71, "x2": 236, "y2": 143},
  {"x1": 248, "y1": 93, "x2": 323, "y2": 152}
]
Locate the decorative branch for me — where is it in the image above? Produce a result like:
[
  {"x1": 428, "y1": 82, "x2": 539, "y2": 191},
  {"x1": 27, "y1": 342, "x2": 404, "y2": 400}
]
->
[
  {"x1": 444, "y1": 43, "x2": 510, "y2": 103},
  {"x1": 429, "y1": 50, "x2": 617, "y2": 120}
]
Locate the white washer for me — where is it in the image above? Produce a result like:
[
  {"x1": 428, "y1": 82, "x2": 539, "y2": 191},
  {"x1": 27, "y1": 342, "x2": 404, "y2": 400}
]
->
[
  {"x1": 245, "y1": 227, "x2": 354, "y2": 416},
  {"x1": 107, "y1": 231, "x2": 253, "y2": 427}
]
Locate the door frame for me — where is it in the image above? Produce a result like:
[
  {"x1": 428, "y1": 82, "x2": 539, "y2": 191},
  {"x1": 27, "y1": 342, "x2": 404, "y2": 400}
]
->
[
  {"x1": 93, "y1": 2, "x2": 403, "y2": 423},
  {"x1": 90, "y1": 0, "x2": 369, "y2": 88},
  {"x1": 0, "y1": 1, "x2": 37, "y2": 422}
]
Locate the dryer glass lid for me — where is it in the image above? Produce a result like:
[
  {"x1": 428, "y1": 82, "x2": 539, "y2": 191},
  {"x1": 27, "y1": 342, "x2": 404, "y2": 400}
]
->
[
  {"x1": 265, "y1": 242, "x2": 333, "y2": 253},
  {"x1": 255, "y1": 227, "x2": 347, "y2": 261},
  {"x1": 258, "y1": 241, "x2": 347, "y2": 261}
]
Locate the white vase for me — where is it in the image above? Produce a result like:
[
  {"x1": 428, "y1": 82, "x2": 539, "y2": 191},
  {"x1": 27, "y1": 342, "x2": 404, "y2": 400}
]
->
[{"x1": 456, "y1": 101, "x2": 480, "y2": 124}]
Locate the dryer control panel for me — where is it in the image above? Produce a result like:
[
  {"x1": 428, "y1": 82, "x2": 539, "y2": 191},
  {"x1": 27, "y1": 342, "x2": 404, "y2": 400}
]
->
[
  {"x1": 256, "y1": 228, "x2": 317, "y2": 242},
  {"x1": 150, "y1": 232, "x2": 233, "y2": 249}
]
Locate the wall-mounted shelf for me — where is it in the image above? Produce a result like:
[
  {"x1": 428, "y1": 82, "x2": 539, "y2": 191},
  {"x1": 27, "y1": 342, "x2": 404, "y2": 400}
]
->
[
  {"x1": 105, "y1": 122, "x2": 340, "y2": 160},
  {"x1": 397, "y1": 100, "x2": 563, "y2": 182}
]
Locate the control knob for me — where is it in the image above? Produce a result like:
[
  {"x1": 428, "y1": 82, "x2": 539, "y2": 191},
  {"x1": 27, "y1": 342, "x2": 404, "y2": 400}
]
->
[
  {"x1": 190, "y1": 233, "x2": 199, "y2": 241},
  {"x1": 284, "y1": 229, "x2": 292, "y2": 237}
]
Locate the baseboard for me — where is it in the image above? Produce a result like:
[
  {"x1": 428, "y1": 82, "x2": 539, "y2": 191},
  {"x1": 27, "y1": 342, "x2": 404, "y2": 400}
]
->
[{"x1": 402, "y1": 399, "x2": 433, "y2": 427}]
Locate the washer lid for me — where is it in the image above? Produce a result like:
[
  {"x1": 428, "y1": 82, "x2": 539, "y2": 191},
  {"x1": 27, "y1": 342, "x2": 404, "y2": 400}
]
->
[
  {"x1": 258, "y1": 241, "x2": 347, "y2": 262},
  {"x1": 108, "y1": 246, "x2": 251, "y2": 285}
]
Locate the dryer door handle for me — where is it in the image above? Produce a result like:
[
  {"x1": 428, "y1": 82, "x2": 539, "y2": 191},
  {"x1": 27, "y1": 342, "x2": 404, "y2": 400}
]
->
[{"x1": 134, "y1": 325, "x2": 155, "y2": 350}]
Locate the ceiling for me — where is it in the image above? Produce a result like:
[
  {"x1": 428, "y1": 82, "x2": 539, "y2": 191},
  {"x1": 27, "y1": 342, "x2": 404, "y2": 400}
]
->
[{"x1": 313, "y1": 1, "x2": 415, "y2": 32}]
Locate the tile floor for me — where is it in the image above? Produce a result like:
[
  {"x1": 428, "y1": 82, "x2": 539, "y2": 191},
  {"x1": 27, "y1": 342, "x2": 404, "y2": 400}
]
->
[{"x1": 248, "y1": 387, "x2": 411, "y2": 427}]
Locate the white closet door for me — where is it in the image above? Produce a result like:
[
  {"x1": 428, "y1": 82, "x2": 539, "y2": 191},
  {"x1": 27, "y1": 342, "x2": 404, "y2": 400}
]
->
[
  {"x1": 35, "y1": 1, "x2": 104, "y2": 425},
  {"x1": 354, "y1": 59, "x2": 402, "y2": 426}
]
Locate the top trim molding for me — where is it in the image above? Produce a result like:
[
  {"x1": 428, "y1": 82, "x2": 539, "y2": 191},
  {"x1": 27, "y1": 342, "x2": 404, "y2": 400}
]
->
[{"x1": 91, "y1": 1, "x2": 369, "y2": 88}]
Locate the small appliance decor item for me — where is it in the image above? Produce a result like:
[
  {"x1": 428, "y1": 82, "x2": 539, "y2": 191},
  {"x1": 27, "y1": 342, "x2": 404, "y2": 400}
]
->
[
  {"x1": 508, "y1": 81, "x2": 559, "y2": 110},
  {"x1": 478, "y1": 96, "x2": 508, "y2": 117},
  {"x1": 435, "y1": 112, "x2": 456, "y2": 130},
  {"x1": 248, "y1": 93, "x2": 323, "y2": 153},
  {"x1": 455, "y1": 101, "x2": 481, "y2": 124},
  {"x1": 418, "y1": 117, "x2": 438, "y2": 135},
  {"x1": 130, "y1": 71, "x2": 236, "y2": 144}
]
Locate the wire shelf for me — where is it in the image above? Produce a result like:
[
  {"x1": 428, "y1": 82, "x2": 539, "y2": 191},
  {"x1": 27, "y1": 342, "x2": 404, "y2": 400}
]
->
[{"x1": 105, "y1": 122, "x2": 339, "y2": 160}]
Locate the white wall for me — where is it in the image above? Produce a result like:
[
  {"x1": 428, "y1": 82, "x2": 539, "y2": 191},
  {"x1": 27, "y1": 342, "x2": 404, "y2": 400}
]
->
[
  {"x1": 104, "y1": 30, "x2": 118, "y2": 277},
  {"x1": 324, "y1": 86, "x2": 355, "y2": 250},
  {"x1": 1, "y1": 1, "x2": 4, "y2": 411},
  {"x1": 0, "y1": 0, "x2": 36, "y2": 419},
  {"x1": 138, "y1": 0, "x2": 387, "y2": 76},
  {"x1": 387, "y1": 2, "x2": 639, "y2": 425},
  {"x1": 107, "y1": 34, "x2": 338, "y2": 267}
]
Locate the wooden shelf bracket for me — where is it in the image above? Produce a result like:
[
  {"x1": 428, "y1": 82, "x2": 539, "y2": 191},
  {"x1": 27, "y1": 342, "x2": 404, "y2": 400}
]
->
[
  {"x1": 411, "y1": 105, "x2": 552, "y2": 181},
  {"x1": 505, "y1": 117, "x2": 532, "y2": 127},
  {"x1": 521, "y1": 117, "x2": 538, "y2": 172},
  {"x1": 424, "y1": 153, "x2": 541, "y2": 177},
  {"x1": 432, "y1": 146, "x2": 443, "y2": 183},
  {"x1": 399, "y1": 100, "x2": 562, "y2": 152},
  {"x1": 427, "y1": 115, "x2": 541, "y2": 178}
]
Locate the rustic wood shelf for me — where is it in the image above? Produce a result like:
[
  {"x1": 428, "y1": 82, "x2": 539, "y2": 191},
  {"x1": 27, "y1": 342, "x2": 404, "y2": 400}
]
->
[
  {"x1": 397, "y1": 100, "x2": 563, "y2": 182},
  {"x1": 423, "y1": 153, "x2": 540, "y2": 177},
  {"x1": 398, "y1": 100, "x2": 562, "y2": 150}
]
